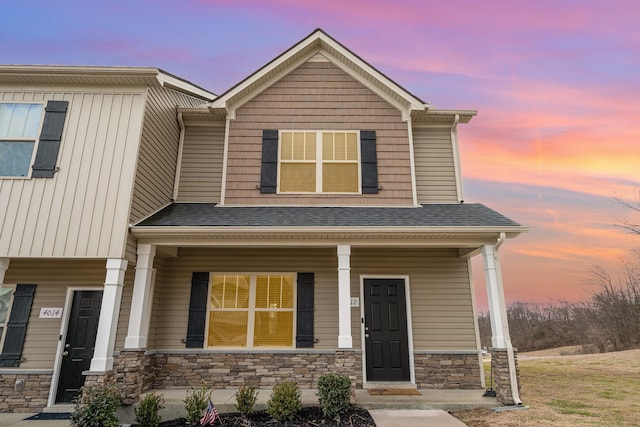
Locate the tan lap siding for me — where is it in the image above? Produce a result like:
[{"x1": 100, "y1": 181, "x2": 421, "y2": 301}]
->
[
  {"x1": 130, "y1": 87, "x2": 206, "y2": 224},
  {"x1": 3, "y1": 260, "x2": 133, "y2": 369},
  {"x1": 152, "y1": 248, "x2": 338, "y2": 350},
  {"x1": 224, "y1": 61, "x2": 414, "y2": 205},
  {"x1": 412, "y1": 126, "x2": 459, "y2": 203},
  {"x1": 351, "y1": 248, "x2": 477, "y2": 350},
  {"x1": 175, "y1": 125, "x2": 224, "y2": 202}
]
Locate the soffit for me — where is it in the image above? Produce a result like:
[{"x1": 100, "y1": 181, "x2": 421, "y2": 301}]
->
[{"x1": 0, "y1": 65, "x2": 215, "y2": 100}]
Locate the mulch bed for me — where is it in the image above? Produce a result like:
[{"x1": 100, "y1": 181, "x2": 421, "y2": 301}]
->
[{"x1": 157, "y1": 406, "x2": 376, "y2": 426}]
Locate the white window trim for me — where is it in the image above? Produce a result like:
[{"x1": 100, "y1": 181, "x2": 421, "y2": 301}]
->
[
  {"x1": 0, "y1": 285, "x2": 15, "y2": 352},
  {"x1": 205, "y1": 273, "x2": 297, "y2": 349},
  {"x1": 277, "y1": 130, "x2": 362, "y2": 195},
  {"x1": 0, "y1": 102, "x2": 46, "y2": 179}
]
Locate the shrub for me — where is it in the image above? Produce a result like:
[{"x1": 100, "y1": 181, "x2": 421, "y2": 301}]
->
[
  {"x1": 317, "y1": 373, "x2": 352, "y2": 419},
  {"x1": 184, "y1": 383, "x2": 213, "y2": 426},
  {"x1": 266, "y1": 380, "x2": 301, "y2": 422},
  {"x1": 134, "y1": 391, "x2": 165, "y2": 427},
  {"x1": 70, "y1": 383, "x2": 122, "y2": 427},
  {"x1": 235, "y1": 385, "x2": 258, "y2": 416}
]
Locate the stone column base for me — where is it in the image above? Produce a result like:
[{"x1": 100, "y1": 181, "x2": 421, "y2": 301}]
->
[{"x1": 489, "y1": 348, "x2": 520, "y2": 405}]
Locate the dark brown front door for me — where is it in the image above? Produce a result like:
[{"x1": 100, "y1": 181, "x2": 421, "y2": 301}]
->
[
  {"x1": 55, "y1": 290, "x2": 102, "y2": 403},
  {"x1": 364, "y1": 278, "x2": 410, "y2": 381}
]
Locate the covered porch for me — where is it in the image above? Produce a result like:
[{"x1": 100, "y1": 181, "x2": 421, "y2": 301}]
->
[{"x1": 76, "y1": 203, "x2": 525, "y2": 407}]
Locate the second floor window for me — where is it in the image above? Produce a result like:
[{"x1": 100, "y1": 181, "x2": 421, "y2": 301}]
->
[
  {"x1": 0, "y1": 103, "x2": 44, "y2": 177},
  {"x1": 279, "y1": 131, "x2": 360, "y2": 193}
]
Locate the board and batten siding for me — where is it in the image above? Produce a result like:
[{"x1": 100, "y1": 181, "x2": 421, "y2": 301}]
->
[
  {"x1": 412, "y1": 126, "x2": 459, "y2": 203},
  {"x1": 351, "y1": 248, "x2": 477, "y2": 350},
  {"x1": 0, "y1": 89, "x2": 145, "y2": 258},
  {"x1": 130, "y1": 86, "x2": 206, "y2": 224},
  {"x1": 175, "y1": 124, "x2": 224, "y2": 202},
  {"x1": 3, "y1": 260, "x2": 134, "y2": 369},
  {"x1": 224, "y1": 60, "x2": 414, "y2": 206},
  {"x1": 150, "y1": 247, "x2": 339, "y2": 350}
]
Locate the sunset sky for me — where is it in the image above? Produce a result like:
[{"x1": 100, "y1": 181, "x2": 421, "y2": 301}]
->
[{"x1": 3, "y1": 0, "x2": 639, "y2": 310}]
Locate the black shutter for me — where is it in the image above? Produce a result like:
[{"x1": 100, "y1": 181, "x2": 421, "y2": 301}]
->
[
  {"x1": 32, "y1": 100, "x2": 68, "y2": 178},
  {"x1": 0, "y1": 284, "x2": 36, "y2": 367},
  {"x1": 260, "y1": 129, "x2": 279, "y2": 193},
  {"x1": 360, "y1": 130, "x2": 378, "y2": 194},
  {"x1": 186, "y1": 272, "x2": 209, "y2": 348},
  {"x1": 296, "y1": 273, "x2": 314, "y2": 348}
]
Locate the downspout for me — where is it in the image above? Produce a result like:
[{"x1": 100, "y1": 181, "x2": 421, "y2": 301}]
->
[
  {"x1": 172, "y1": 111, "x2": 186, "y2": 201},
  {"x1": 450, "y1": 114, "x2": 465, "y2": 203},
  {"x1": 495, "y1": 232, "x2": 523, "y2": 405}
]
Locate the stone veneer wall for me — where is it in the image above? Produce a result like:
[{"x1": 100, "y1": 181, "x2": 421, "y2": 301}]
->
[
  {"x1": 413, "y1": 352, "x2": 482, "y2": 389},
  {"x1": 151, "y1": 350, "x2": 363, "y2": 390},
  {"x1": 0, "y1": 371, "x2": 51, "y2": 413},
  {"x1": 489, "y1": 348, "x2": 521, "y2": 405},
  {"x1": 113, "y1": 350, "x2": 154, "y2": 405}
]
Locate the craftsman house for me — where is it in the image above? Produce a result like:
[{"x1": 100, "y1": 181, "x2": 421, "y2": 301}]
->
[{"x1": 0, "y1": 29, "x2": 525, "y2": 413}]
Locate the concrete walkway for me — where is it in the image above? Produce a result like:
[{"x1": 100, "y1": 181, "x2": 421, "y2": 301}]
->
[{"x1": 0, "y1": 388, "x2": 496, "y2": 426}]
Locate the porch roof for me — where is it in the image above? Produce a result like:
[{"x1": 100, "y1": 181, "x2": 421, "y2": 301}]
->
[{"x1": 134, "y1": 203, "x2": 523, "y2": 230}]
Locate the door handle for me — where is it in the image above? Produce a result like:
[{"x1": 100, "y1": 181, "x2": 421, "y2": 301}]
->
[
  {"x1": 365, "y1": 333, "x2": 370, "y2": 338},
  {"x1": 62, "y1": 351, "x2": 69, "y2": 357}
]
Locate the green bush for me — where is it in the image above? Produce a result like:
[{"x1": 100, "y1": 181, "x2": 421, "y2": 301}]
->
[
  {"x1": 183, "y1": 383, "x2": 213, "y2": 426},
  {"x1": 134, "y1": 391, "x2": 165, "y2": 427},
  {"x1": 317, "y1": 373, "x2": 352, "y2": 419},
  {"x1": 266, "y1": 380, "x2": 302, "y2": 422},
  {"x1": 70, "y1": 383, "x2": 122, "y2": 427},
  {"x1": 235, "y1": 385, "x2": 258, "y2": 416}
]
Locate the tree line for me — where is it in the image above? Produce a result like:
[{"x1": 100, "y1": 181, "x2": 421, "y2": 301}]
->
[{"x1": 478, "y1": 259, "x2": 640, "y2": 353}]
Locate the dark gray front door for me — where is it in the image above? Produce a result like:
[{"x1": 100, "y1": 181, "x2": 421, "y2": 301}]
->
[
  {"x1": 364, "y1": 278, "x2": 410, "y2": 381},
  {"x1": 55, "y1": 290, "x2": 102, "y2": 403}
]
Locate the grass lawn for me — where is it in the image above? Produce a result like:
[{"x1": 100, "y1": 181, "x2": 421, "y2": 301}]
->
[{"x1": 452, "y1": 349, "x2": 640, "y2": 427}]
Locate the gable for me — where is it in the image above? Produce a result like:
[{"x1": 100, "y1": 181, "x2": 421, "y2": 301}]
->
[{"x1": 223, "y1": 59, "x2": 414, "y2": 206}]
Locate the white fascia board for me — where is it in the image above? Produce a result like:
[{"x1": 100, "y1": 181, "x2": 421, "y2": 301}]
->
[
  {"x1": 209, "y1": 29, "x2": 428, "y2": 115},
  {"x1": 314, "y1": 32, "x2": 426, "y2": 111},
  {"x1": 156, "y1": 71, "x2": 216, "y2": 101},
  {"x1": 131, "y1": 225, "x2": 528, "y2": 237}
]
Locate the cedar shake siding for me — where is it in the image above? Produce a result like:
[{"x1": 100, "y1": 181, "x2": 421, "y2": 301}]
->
[{"x1": 224, "y1": 61, "x2": 414, "y2": 205}]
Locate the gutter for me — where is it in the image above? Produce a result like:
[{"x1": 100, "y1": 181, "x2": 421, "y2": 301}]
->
[{"x1": 450, "y1": 114, "x2": 464, "y2": 202}]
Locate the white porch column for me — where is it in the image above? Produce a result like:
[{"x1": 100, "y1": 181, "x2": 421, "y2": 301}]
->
[
  {"x1": 482, "y1": 239, "x2": 522, "y2": 405},
  {"x1": 124, "y1": 244, "x2": 156, "y2": 349},
  {"x1": 0, "y1": 258, "x2": 9, "y2": 285},
  {"x1": 482, "y1": 244, "x2": 509, "y2": 348},
  {"x1": 90, "y1": 258, "x2": 127, "y2": 372},
  {"x1": 337, "y1": 244, "x2": 352, "y2": 348}
]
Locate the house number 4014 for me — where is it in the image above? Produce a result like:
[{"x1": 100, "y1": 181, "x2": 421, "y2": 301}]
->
[{"x1": 39, "y1": 307, "x2": 63, "y2": 319}]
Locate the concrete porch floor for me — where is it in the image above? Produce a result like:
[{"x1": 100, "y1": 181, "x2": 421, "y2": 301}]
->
[{"x1": 115, "y1": 388, "x2": 498, "y2": 423}]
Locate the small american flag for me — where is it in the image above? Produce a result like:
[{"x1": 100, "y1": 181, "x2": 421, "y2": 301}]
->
[{"x1": 200, "y1": 400, "x2": 219, "y2": 426}]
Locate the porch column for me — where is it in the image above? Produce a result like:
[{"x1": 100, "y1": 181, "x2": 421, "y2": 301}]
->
[
  {"x1": 482, "y1": 240, "x2": 522, "y2": 405},
  {"x1": 482, "y1": 244, "x2": 508, "y2": 348},
  {"x1": 124, "y1": 244, "x2": 156, "y2": 349},
  {"x1": 90, "y1": 258, "x2": 127, "y2": 372},
  {"x1": 337, "y1": 244, "x2": 352, "y2": 348},
  {"x1": 0, "y1": 258, "x2": 8, "y2": 285}
]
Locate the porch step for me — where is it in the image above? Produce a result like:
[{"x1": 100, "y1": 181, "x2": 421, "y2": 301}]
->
[
  {"x1": 116, "y1": 388, "x2": 497, "y2": 424},
  {"x1": 364, "y1": 381, "x2": 417, "y2": 390}
]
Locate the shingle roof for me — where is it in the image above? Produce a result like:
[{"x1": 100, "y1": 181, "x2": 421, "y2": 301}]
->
[{"x1": 136, "y1": 203, "x2": 522, "y2": 228}]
